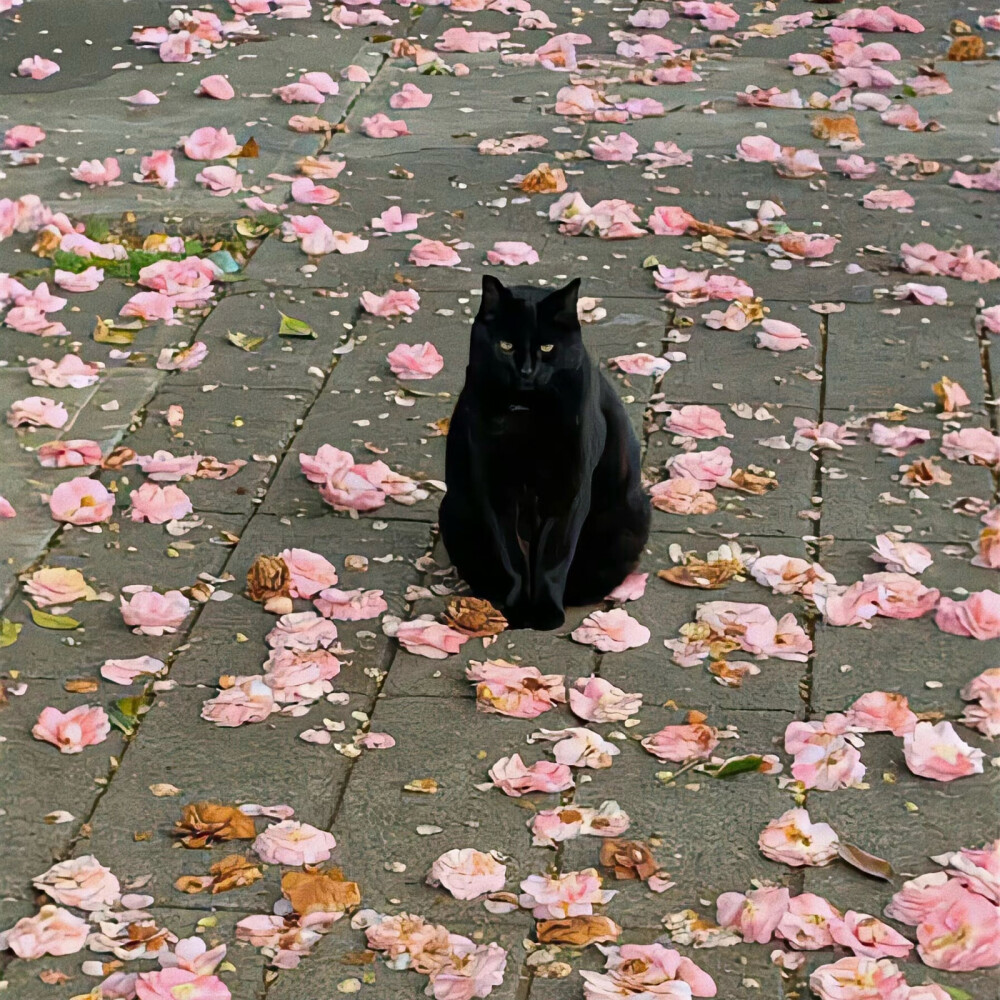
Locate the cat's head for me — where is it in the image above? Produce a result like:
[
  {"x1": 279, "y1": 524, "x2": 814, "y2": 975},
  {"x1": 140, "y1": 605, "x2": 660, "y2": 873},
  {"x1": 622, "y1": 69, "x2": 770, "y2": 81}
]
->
[{"x1": 470, "y1": 275, "x2": 583, "y2": 391}]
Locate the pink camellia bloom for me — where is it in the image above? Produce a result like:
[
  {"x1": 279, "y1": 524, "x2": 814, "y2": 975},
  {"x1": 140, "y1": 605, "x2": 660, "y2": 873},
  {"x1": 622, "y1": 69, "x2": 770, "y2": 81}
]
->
[
  {"x1": 892, "y1": 282, "x2": 949, "y2": 305},
  {"x1": 283, "y1": 215, "x2": 337, "y2": 256},
  {"x1": 138, "y1": 257, "x2": 220, "y2": 309},
  {"x1": 135, "y1": 969, "x2": 231, "y2": 1000},
  {"x1": 201, "y1": 677, "x2": 275, "y2": 727},
  {"x1": 33, "y1": 855, "x2": 120, "y2": 911},
  {"x1": 569, "y1": 675, "x2": 642, "y2": 722},
  {"x1": 436, "y1": 26, "x2": 509, "y2": 52},
  {"x1": 274, "y1": 82, "x2": 327, "y2": 104},
  {"x1": 101, "y1": 656, "x2": 165, "y2": 685},
  {"x1": 129, "y1": 483, "x2": 194, "y2": 524},
  {"x1": 428, "y1": 849, "x2": 507, "y2": 900},
  {"x1": 372, "y1": 206, "x2": 427, "y2": 233},
  {"x1": 903, "y1": 721, "x2": 984, "y2": 782},
  {"x1": 70, "y1": 157, "x2": 121, "y2": 186},
  {"x1": 749, "y1": 555, "x2": 835, "y2": 599},
  {"x1": 776, "y1": 893, "x2": 842, "y2": 950},
  {"x1": 267, "y1": 612, "x2": 340, "y2": 653},
  {"x1": 467, "y1": 659, "x2": 566, "y2": 718},
  {"x1": 18, "y1": 55, "x2": 60, "y2": 79},
  {"x1": 532, "y1": 726, "x2": 619, "y2": 769},
  {"x1": 650, "y1": 478, "x2": 717, "y2": 515},
  {"x1": 3, "y1": 124, "x2": 46, "y2": 149},
  {"x1": 0, "y1": 905, "x2": 89, "y2": 959},
  {"x1": 290, "y1": 177, "x2": 339, "y2": 205},
  {"x1": 121, "y1": 291, "x2": 176, "y2": 324},
  {"x1": 53, "y1": 267, "x2": 105, "y2": 293},
  {"x1": 313, "y1": 587, "x2": 387, "y2": 621},
  {"x1": 757, "y1": 319, "x2": 811, "y2": 351},
  {"x1": 863, "y1": 188, "x2": 915, "y2": 212},
  {"x1": 607, "y1": 571, "x2": 648, "y2": 602},
  {"x1": 758, "y1": 808, "x2": 840, "y2": 867},
  {"x1": 531, "y1": 802, "x2": 630, "y2": 847},
  {"x1": 197, "y1": 74, "x2": 235, "y2": 100},
  {"x1": 28, "y1": 354, "x2": 102, "y2": 390},
  {"x1": 676, "y1": 0, "x2": 738, "y2": 29},
  {"x1": 49, "y1": 477, "x2": 115, "y2": 524},
  {"x1": 182, "y1": 126, "x2": 239, "y2": 160},
  {"x1": 159, "y1": 937, "x2": 227, "y2": 976},
  {"x1": 486, "y1": 241, "x2": 539, "y2": 266},
  {"x1": 390, "y1": 82, "x2": 432, "y2": 109},
  {"x1": 936, "y1": 590, "x2": 1000, "y2": 640},
  {"x1": 647, "y1": 205, "x2": 695, "y2": 235},
  {"x1": 24, "y1": 566, "x2": 96, "y2": 606},
  {"x1": 961, "y1": 668, "x2": 1000, "y2": 738},
  {"x1": 589, "y1": 132, "x2": 639, "y2": 163},
  {"x1": 383, "y1": 616, "x2": 469, "y2": 658},
  {"x1": 36, "y1": 437, "x2": 92, "y2": 482},
  {"x1": 196, "y1": 165, "x2": 243, "y2": 196},
  {"x1": 845, "y1": 691, "x2": 917, "y2": 736},
  {"x1": 362, "y1": 113, "x2": 410, "y2": 138},
  {"x1": 641, "y1": 723, "x2": 719, "y2": 762},
  {"x1": 0, "y1": 496, "x2": 15, "y2": 518},
  {"x1": 489, "y1": 753, "x2": 574, "y2": 797},
  {"x1": 409, "y1": 239, "x2": 460, "y2": 267},
  {"x1": 609, "y1": 353, "x2": 671, "y2": 377},
  {"x1": 429, "y1": 941, "x2": 507, "y2": 1000},
  {"x1": 666, "y1": 446, "x2": 734, "y2": 490},
  {"x1": 868, "y1": 422, "x2": 930, "y2": 455},
  {"x1": 275, "y1": 548, "x2": 339, "y2": 598},
  {"x1": 941, "y1": 426, "x2": 1000, "y2": 466},
  {"x1": 135, "y1": 150, "x2": 177, "y2": 188},
  {"x1": 837, "y1": 154, "x2": 879, "y2": 178},
  {"x1": 519, "y1": 869, "x2": 614, "y2": 918},
  {"x1": 870, "y1": 533, "x2": 932, "y2": 575},
  {"x1": 311, "y1": 449, "x2": 386, "y2": 512},
  {"x1": 32, "y1": 705, "x2": 110, "y2": 754},
  {"x1": 120, "y1": 586, "x2": 192, "y2": 635},
  {"x1": 8, "y1": 396, "x2": 69, "y2": 429},
  {"x1": 786, "y1": 719, "x2": 866, "y2": 791},
  {"x1": 736, "y1": 135, "x2": 782, "y2": 163},
  {"x1": 253, "y1": 820, "x2": 336, "y2": 866},
  {"x1": 809, "y1": 957, "x2": 907, "y2": 1000},
  {"x1": 582, "y1": 944, "x2": 717, "y2": 999},
  {"x1": 717, "y1": 887, "x2": 790, "y2": 944},
  {"x1": 134, "y1": 450, "x2": 200, "y2": 481},
  {"x1": 360, "y1": 288, "x2": 421, "y2": 317},
  {"x1": 916, "y1": 885, "x2": 1000, "y2": 971},
  {"x1": 386, "y1": 341, "x2": 444, "y2": 380},
  {"x1": 264, "y1": 646, "x2": 342, "y2": 704},
  {"x1": 571, "y1": 609, "x2": 650, "y2": 652},
  {"x1": 831, "y1": 911, "x2": 913, "y2": 960},
  {"x1": 663, "y1": 405, "x2": 730, "y2": 440}
]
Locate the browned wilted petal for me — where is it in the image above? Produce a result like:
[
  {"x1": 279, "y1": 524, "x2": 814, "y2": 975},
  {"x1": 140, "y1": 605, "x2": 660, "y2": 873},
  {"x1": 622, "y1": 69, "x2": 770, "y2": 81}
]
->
[
  {"x1": 246, "y1": 554, "x2": 291, "y2": 603},
  {"x1": 175, "y1": 874, "x2": 214, "y2": 894},
  {"x1": 900, "y1": 457, "x2": 952, "y2": 487},
  {"x1": 536, "y1": 915, "x2": 622, "y2": 946},
  {"x1": 722, "y1": 469, "x2": 778, "y2": 495},
  {"x1": 519, "y1": 163, "x2": 568, "y2": 194},
  {"x1": 599, "y1": 838, "x2": 659, "y2": 880},
  {"x1": 103, "y1": 446, "x2": 136, "y2": 470},
  {"x1": 173, "y1": 802, "x2": 256, "y2": 848},
  {"x1": 811, "y1": 115, "x2": 860, "y2": 145},
  {"x1": 443, "y1": 596, "x2": 508, "y2": 636},
  {"x1": 947, "y1": 35, "x2": 986, "y2": 60},
  {"x1": 658, "y1": 559, "x2": 742, "y2": 590},
  {"x1": 281, "y1": 869, "x2": 362, "y2": 917},
  {"x1": 211, "y1": 854, "x2": 264, "y2": 893}
]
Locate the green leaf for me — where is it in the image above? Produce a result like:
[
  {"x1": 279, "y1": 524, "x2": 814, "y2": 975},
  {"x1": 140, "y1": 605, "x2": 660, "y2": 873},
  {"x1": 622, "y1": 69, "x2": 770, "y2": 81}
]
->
[
  {"x1": 108, "y1": 695, "x2": 148, "y2": 735},
  {"x1": 84, "y1": 217, "x2": 111, "y2": 243},
  {"x1": 642, "y1": 255, "x2": 660, "y2": 269},
  {"x1": 94, "y1": 316, "x2": 136, "y2": 344},
  {"x1": 940, "y1": 987, "x2": 973, "y2": 1000},
  {"x1": 184, "y1": 239, "x2": 205, "y2": 256},
  {"x1": 227, "y1": 331, "x2": 266, "y2": 352},
  {"x1": 0, "y1": 618, "x2": 22, "y2": 648},
  {"x1": 838, "y1": 842, "x2": 895, "y2": 881},
  {"x1": 707, "y1": 754, "x2": 766, "y2": 778},
  {"x1": 278, "y1": 312, "x2": 316, "y2": 338},
  {"x1": 28, "y1": 606, "x2": 81, "y2": 630}
]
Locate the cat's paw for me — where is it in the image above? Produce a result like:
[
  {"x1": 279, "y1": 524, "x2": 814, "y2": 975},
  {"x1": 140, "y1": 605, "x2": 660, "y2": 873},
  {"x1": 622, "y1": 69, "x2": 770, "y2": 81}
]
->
[{"x1": 528, "y1": 603, "x2": 565, "y2": 632}]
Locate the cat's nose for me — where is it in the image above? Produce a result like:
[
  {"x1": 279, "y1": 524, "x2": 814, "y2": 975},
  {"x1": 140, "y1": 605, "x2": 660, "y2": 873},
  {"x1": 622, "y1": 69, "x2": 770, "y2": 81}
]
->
[{"x1": 519, "y1": 359, "x2": 534, "y2": 378}]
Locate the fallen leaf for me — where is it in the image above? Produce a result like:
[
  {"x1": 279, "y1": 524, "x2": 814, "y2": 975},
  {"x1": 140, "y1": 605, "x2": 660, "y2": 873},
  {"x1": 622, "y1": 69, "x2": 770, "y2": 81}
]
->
[
  {"x1": 838, "y1": 842, "x2": 894, "y2": 881},
  {"x1": 0, "y1": 618, "x2": 22, "y2": 648},
  {"x1": 28, "y1": 606, "x2": 81, "y2": 630},
  {"x1": 278, "y1": 312, "x2": 316, "y2": 338},
  {"x1": 536, "y1": 915, "x2": 622, "y2": 946}
]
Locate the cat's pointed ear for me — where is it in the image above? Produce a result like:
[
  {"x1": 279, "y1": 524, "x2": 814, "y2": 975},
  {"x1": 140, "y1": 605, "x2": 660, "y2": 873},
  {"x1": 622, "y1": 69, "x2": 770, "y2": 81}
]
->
[
  {"x1": 544, "y1": 277, "x2": 581, "y2": 330},
  {"x1": 479, "y1": 274, "x2": 506, "y2": 318}
]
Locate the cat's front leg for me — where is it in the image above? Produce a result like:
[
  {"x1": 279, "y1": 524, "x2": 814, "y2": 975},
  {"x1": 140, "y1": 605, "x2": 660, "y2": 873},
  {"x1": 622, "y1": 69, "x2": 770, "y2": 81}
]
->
[
  {"x1": 482, "y1": 502, "x2": 530, "y2": 622},
  {"x1": 528, "y1": 489, "x2": 592, "y2": 630}
]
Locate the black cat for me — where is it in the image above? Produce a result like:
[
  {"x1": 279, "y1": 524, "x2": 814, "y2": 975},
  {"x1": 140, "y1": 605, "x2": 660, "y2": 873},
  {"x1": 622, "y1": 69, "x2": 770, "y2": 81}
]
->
[{"x1": 439, "y1": 275, "x2": 650, "y2": 630}]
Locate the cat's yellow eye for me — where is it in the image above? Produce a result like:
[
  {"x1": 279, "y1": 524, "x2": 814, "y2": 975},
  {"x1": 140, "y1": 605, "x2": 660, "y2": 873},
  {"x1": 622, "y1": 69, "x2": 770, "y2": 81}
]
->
[
  {"x1": 539, "y1": 344, "x2": 554, "y2": 353},
  {"x1": 499, "y1": 341, "x2": 514, "y2": 352}
]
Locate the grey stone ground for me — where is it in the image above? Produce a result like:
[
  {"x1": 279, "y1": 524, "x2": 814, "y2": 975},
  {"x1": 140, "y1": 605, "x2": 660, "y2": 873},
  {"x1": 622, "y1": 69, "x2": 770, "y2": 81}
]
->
[{"x1": 0, "y1": 0, "x2": 999, "y2": 997}]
